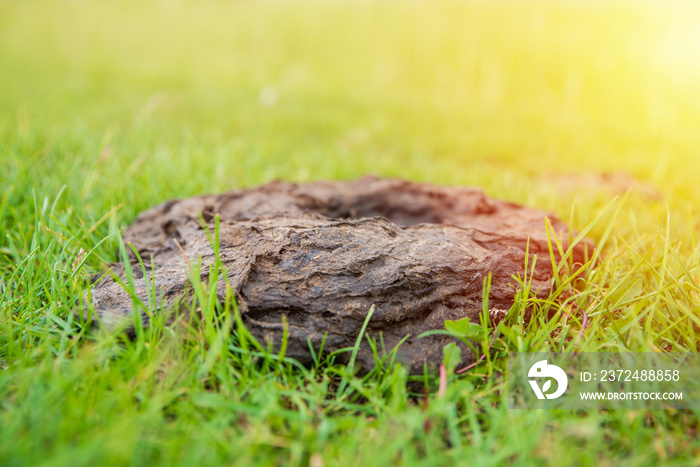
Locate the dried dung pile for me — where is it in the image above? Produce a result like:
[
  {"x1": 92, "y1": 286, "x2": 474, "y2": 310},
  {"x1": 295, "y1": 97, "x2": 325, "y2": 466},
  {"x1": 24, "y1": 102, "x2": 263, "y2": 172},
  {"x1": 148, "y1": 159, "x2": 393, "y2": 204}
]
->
[{"x1": 89, "y1": 177, "x2": 592, "y2": 374}]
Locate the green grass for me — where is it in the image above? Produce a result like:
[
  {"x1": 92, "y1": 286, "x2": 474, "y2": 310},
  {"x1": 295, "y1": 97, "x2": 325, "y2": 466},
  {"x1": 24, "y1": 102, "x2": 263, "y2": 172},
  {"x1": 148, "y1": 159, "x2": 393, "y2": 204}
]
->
[{"x1": 3, "y1": 0, "x2": 700, "y2": 464}]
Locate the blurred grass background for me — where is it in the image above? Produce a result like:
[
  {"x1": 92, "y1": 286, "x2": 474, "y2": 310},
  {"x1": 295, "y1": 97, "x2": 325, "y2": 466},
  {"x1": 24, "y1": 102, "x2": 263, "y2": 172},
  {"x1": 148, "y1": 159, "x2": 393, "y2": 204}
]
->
[
  {"x1": 3, "y1": 1, "x2": 700, "y2": 465},
  {"x1": 3, "y1": 0, "x2": 700, "y2": 226}
]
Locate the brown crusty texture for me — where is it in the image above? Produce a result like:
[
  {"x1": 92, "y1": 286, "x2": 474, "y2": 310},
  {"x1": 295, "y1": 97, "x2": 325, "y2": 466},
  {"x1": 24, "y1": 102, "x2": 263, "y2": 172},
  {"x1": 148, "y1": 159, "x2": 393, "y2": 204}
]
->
[{"x1": 89, "y1": 177, "x2": 592, "y2": 374}]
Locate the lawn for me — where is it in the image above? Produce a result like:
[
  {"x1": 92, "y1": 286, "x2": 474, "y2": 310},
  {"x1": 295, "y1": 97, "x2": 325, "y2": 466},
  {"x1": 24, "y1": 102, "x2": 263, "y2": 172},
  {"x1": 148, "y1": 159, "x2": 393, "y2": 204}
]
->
[{"x1": 2, "y1": 0, "x2": 700, "y2": 465}]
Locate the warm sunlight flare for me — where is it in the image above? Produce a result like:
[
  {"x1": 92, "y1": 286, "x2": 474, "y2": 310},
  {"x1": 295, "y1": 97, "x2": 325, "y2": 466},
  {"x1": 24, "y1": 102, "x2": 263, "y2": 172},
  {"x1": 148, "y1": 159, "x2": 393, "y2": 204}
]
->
[{"x1": 657, "y1": 17, "x2": 700, "y2": 75}]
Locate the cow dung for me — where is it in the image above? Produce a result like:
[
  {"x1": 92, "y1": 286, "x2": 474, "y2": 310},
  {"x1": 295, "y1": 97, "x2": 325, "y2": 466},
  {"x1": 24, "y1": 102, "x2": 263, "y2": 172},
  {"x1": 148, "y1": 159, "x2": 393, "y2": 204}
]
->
[{"x1": 89, "y1": 177, "x2": 592, "y2": 374}]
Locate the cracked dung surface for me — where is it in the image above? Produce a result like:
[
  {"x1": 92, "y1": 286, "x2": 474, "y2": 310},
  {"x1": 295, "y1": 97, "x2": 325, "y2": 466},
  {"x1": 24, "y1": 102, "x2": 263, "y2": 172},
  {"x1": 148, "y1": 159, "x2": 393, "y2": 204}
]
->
[{"x1": 89, "y1": 177, "x2": 593, "y2": 374}]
